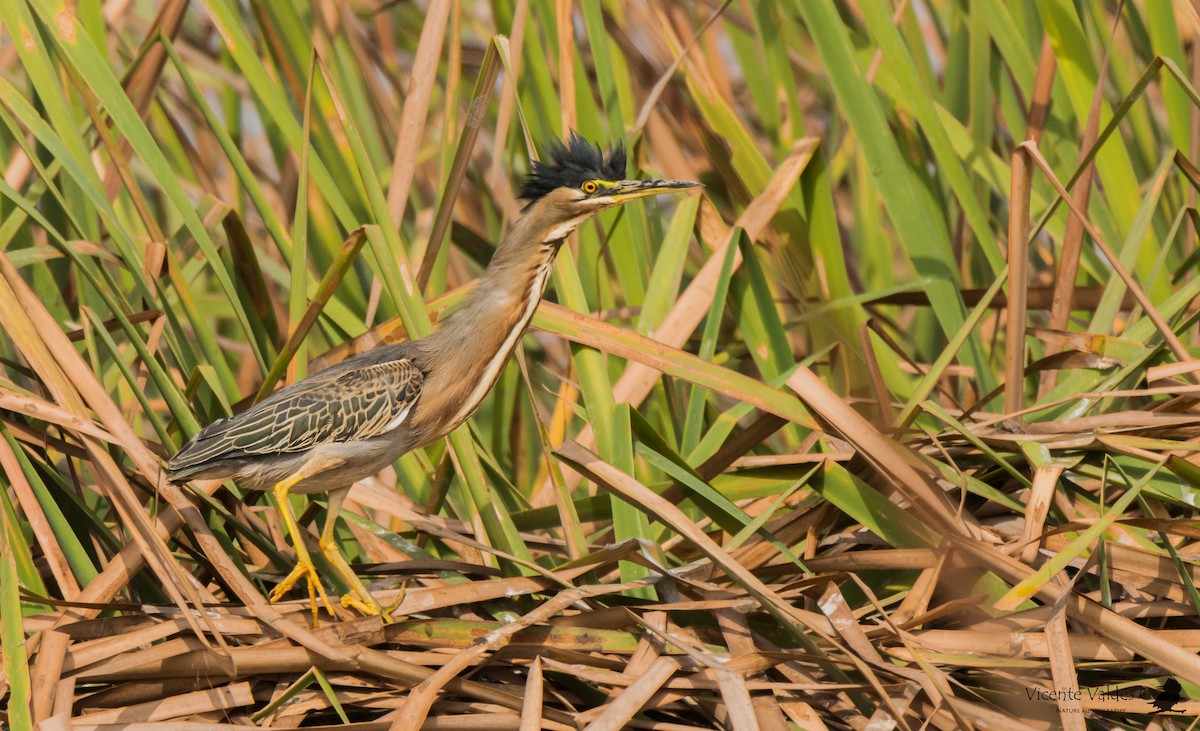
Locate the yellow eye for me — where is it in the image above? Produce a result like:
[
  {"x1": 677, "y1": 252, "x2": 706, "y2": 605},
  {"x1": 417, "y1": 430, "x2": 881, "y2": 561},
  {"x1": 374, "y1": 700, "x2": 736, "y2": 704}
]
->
[{"x1": 582, "y1": 180, "x2": 598, "y2": 194}]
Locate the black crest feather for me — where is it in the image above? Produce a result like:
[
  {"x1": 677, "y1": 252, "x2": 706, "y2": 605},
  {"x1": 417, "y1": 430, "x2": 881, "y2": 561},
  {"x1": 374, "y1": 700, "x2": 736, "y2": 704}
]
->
[{"x1": 519, "y1": 133, "x2": 626, "y2": 201}]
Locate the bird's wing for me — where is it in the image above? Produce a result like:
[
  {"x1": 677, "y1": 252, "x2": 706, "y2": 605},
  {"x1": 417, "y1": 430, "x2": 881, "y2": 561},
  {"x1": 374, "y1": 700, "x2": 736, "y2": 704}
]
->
[{"x1": 169, "y1": 358, "x2": 423, "y2": 474}]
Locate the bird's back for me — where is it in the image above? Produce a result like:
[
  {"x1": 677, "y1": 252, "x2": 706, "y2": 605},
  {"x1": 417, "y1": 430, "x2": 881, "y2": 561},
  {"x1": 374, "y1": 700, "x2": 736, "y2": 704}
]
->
[{"x1": 168, "y1": 342, "x2": 427, "y2": 486}]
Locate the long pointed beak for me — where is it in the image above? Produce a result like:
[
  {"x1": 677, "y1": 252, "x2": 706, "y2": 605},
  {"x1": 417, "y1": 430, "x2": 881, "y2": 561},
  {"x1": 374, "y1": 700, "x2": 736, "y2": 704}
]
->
[{"x1": 608, "y1": 179, "x2": 703, "y2": 203}]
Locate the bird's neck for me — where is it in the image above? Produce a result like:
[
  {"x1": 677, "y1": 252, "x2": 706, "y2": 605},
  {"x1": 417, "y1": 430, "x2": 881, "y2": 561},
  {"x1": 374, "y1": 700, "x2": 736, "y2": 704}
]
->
[
  {"x1": 438, "y1": 216, "x2": 564, "y2": 346},
  {"x1": 416, "y1": 219, "x2": 564, "y2": 435}
]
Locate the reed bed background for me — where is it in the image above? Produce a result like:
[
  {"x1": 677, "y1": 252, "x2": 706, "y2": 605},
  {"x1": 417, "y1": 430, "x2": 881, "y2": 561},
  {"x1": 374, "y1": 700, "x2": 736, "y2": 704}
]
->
[{"x1": 2, "y1": 0, "x2": 1200, "y2": 728}]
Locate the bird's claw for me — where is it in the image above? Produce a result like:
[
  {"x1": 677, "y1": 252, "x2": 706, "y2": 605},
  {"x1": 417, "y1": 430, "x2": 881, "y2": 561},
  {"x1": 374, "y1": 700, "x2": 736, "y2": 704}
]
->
[{"x1": 270, "y1": 559, "x2": 335, "y2": 626}]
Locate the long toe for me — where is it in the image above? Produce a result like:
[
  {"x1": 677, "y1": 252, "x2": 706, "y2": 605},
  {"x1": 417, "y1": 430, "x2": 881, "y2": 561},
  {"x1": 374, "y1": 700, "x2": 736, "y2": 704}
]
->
[{"x1": 384, "y1": 581, "x2": 409, "y2": 619}]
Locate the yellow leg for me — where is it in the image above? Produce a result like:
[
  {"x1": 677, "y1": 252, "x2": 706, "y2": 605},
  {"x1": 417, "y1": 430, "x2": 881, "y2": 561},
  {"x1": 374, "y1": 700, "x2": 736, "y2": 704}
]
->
[
  {"x1": 318, "y1": 488, "x2": 393, "y2": 621},
  {"x1": 266, "y1": 455, "x2": 343, "y2": 625}
]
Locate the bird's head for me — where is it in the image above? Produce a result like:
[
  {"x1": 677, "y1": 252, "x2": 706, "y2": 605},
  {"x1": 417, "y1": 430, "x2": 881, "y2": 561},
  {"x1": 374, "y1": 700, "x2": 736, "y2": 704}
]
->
[{"x1": 518, "y1": 133, "x2": 701, "y2": 244}]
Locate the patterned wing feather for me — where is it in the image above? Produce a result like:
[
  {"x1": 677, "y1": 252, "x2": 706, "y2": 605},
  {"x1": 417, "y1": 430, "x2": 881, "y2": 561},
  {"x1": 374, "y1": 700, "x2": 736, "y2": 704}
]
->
[{"x1": 169, "y1": 358, "x2": 423, "y2": 476}]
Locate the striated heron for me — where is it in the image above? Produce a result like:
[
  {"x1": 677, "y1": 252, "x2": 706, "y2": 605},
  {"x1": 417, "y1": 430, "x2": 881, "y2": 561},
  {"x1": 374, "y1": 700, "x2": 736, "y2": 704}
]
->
[{"x1": 168, "y1": 134, "x2": 701, "y2": 620}]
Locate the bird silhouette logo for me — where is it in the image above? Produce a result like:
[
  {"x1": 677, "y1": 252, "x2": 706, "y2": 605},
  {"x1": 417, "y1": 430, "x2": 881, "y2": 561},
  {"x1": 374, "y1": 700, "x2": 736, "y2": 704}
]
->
[{"x1": 1152, "y1": 678, "x2": 1184, "y2": 713}]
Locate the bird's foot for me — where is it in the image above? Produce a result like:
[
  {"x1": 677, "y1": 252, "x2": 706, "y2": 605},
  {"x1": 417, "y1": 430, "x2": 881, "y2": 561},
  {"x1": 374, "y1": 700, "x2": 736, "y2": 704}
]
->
[
  {"x1": 339, "y1": 581, "x2": 408, "y2": 624},
  {"x1": 340, "y1": 591, "x2": 385, "y2": 619},
  {"x1": 269, "y1": 558, "x2": 335, "y2": 626}
]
